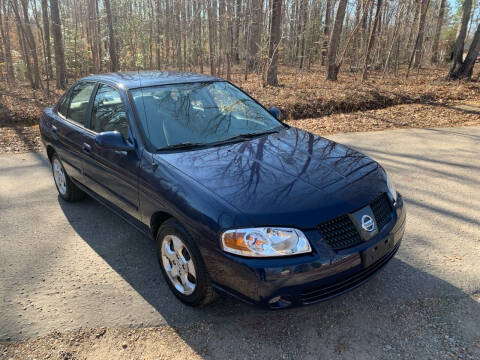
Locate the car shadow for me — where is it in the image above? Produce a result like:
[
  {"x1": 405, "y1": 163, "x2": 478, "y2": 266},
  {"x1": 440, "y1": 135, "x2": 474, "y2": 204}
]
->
[{"x1": 58, "y1": 196, "x2": 480, "y2": 359}]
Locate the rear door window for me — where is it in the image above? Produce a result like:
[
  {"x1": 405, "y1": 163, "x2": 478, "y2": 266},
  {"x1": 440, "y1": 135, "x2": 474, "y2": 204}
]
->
[
  {"x1": 57, "y1": 92, "x2": 70, "y2": 118},
  {"x1": 67, "y1": 82, "x2": 96, "y2": 127}
]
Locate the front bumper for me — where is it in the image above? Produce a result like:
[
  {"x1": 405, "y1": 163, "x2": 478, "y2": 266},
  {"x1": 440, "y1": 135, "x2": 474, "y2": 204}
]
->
[{"x1": 211, "y1": 193, "x2": 406, "y2": 308}]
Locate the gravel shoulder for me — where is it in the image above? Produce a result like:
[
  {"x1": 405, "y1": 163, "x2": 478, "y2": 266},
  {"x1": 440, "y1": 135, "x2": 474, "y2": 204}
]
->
[{"x1": 1, "y1": 127, "x2": 480, "y2": 359}]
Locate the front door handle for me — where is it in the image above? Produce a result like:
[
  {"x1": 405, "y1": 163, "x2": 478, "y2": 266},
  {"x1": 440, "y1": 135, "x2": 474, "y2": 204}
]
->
[{"x1": 82, "y1": 143, "x2": 92, "y2": 155}]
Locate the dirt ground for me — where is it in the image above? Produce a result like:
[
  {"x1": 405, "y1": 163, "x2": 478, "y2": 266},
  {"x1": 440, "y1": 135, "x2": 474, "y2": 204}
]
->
[
  {"x1": 1, "y1": 68, "x2": 480, "y2": 359},
  {"x1": 1, "y1": 126, "x2": 480, "y2": 360},
  {"x1": 1, "y1": 66, "x2": 479, "y2": 154},
  {"x1": 287, "y1": 102, "x2": 480, "y2": 135},
  {"x1": 1, "y1": 293, "x2": 479, "y2": 360},
  {"x1": 1, "y1": 101, "x2": 479, "y2": 154}
]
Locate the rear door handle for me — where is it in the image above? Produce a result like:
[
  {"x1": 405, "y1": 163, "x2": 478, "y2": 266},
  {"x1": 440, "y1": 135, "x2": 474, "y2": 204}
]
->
[
  {"x1": 51, "y1": 124, "x2": 58, "y2": 138},
  {"x1": 82, "y1": 143, "x2": 92, "y2": 155}
]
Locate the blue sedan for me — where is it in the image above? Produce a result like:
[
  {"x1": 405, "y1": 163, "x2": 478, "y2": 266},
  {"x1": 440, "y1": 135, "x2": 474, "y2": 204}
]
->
[{"x1": 40, "y1": 71, "x2": 406, "y2": 308}]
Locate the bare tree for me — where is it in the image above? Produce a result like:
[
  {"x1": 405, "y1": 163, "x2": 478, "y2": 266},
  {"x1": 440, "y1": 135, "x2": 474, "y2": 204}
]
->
[
  {"x1": 326, "y1": 0, "x2": 349, "y2": 80},
  {"x1": 431, "y1": 0, "x2": 446, "y2": 64},
  {"x1": 450, "y1": 22, "x2": 480, "y2": 79},
  {"x1": 0, "y1": 0, "x2": 14, "y2": 82},
  {"x1": 321, "y1": 0, "x2": 332, "y2": 66},
  {"x1": 449, "y1": 0, "x2": 472, "y2": 78},
  {"x1": 265, "y1": 0, "x2": 282, "y2": 86},
  {"x1": 41, "y1": 0, "x2": 52, "y2": 78},
  {"x1": 207, "y1": 0, "x2": 216, "y2": 75},
  {"x1": 0, "y1": 0, "x2": 477, "y2": 90},
  {"x1": 50, "y1": 0, "x2": 66, "y2": 88},
  {"x1": 362, "y1": 0, "x2": 383, "y2": 80},
  {"x1": 104, "y1": 0, "x2": 119, "y2": 72},
  {"x1": 406, "y1": 0, "x2": 430, "y2": 77},
  {"x1": 247, "y1": 0, "x2": 262, "y2": 71}
]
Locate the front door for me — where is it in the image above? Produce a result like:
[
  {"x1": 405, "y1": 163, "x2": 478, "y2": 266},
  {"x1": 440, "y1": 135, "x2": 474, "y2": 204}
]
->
[{"x1": 82, "y1": 84, "x2": 140, "y2": 218}]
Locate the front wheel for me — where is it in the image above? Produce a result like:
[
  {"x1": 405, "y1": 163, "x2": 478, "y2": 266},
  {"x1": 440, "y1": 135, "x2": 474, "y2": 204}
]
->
[
  {"x1": 51, "y1": 154, "x2": 85, "y2": 202},
  {"x1": 157, "y1": 219, "x2": 217, "y2": 306}
]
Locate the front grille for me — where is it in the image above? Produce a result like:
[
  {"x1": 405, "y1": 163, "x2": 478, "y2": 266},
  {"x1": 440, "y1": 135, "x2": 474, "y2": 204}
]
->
[
  {"x1": 317, "y1": 214, "x2": 362, "y2": 251},
  {"x1": 317, "y1": 193, "x2": 393, "y2": 251},
  {"x1": 301, "y1": 241, "x2": 400, "y2": 304},
  {"x1": 371, "y1": 193, "x2": 393, "y2": 230}
]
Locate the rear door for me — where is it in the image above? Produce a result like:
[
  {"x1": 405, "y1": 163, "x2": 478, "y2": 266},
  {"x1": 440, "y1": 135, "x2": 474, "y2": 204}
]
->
[
  {"x1": 52, "y1": 81, "x2": 96, "y2": 185},
  {"x1": 82, "y1": 84, "x2": 140, "y2": 218}
]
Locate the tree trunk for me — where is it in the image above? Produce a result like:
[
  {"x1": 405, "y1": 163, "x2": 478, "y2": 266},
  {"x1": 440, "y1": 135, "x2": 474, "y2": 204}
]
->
[
  {"x1": 41, "y1": 0, "x2": 53, "y2": 78},
  {"x1": 218, "y1": 0, "x2": 226, "y2": 75},
  {"x1": 362, "y1": 0, "x2": 383, "y2": 80},
  {"x1": 11, "y1": 0, "x2": 33, "y2": 87},
  {"x1": 265, "y1": 0, "x2": 281, "y2": 86},
  {"x1": 383, "y1": 1, "x2": 405, "y2": 75},
  {"x1": 325, "y1": 0, "x2": 348, "y2": 80},
  {"x1": 155, "y1": 0, "x2": 161, "y2": 68},
  {"x1": 321, "y1": 0, "x2": 332, "y2": 66},
  {"x1": 0, "y1": 1, "x2": 14, "y2": 82},
  {"x1": 234, "y1": 0, "x2": 241, "y2": 63},
  {"x1": 449, "y1": 0, "x2": 472, "y2": 77},
  {"x1": 450, "y1": 22, "x2": 480, "y2": 79},
  {"x1": 247, "y1": 0, "x2": 262, "y2": 71},
  {"x1": 298, "y1": 0, "x2": 306, "y2": 69},
  {"x1": 352, "y1": 0, "x2": 362, "y2": 68},
  {"x1": 50, "y1": 0, "x2": 66, "y2": 88},
  {"x1": 18, "y1": 0, "x2": 41, "y2": 88},
  {"x1": 407, "y1": 0, "x2": 420, "y2": 53},
  {"x1": 165, "y1": 0, "x2": 170, "y2": 63},
  {"x1": 207, "y1": 0, "x2": 216, "y2": 76},
  {"x1": 104, "y1": 0, "x2": 119, "y2": 72},
  {"x1": 412, "y1": 0, "x2": 429, "y2": 69},
  {"x1": 96, "y1": 0, "x2": 102, "y2": 72},
  {"x1": 431, "y1": 0, "x2": 446, "y2": 64}
]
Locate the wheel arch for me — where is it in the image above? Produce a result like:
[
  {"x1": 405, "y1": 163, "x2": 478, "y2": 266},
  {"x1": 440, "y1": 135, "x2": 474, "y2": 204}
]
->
[
  {"x1": 46, "y1": 145, "x2": 56, "y2": 162},
  {"x1": 150, "y1": 211, "x2": 174, "y2": 239}
]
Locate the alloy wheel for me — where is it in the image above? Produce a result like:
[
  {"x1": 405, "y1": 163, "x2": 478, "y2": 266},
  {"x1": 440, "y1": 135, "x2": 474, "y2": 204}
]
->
[
  {"x1": 161, "y1": 234, "x2": 197, "y2": 295},
  {"x1": 52, "y1": 158, "x2": 67, "y2": 195}
]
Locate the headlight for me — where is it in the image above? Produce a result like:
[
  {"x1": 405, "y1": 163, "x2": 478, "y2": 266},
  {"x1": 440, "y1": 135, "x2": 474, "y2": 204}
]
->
[
  {"x1": 385, "y1": 172, "x2": 398, "y2": 202},
  {"x1": 221, "y1": 227, "x2": 312, "y2": 257}
]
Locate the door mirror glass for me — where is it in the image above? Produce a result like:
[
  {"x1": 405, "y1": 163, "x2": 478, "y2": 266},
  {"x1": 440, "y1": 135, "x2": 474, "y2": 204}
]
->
[
  {"x1": 268, "y1": 107, "x2": 282, "y2": 120},
  {"x1": 95, "y1": 131, "x2": 134, "y2": 151}
]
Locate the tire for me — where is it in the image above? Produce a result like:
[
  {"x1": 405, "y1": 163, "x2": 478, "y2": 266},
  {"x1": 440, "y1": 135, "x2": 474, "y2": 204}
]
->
[
  {"x1": 156, "y1": 218, "x2": 217, "y2": 307},
  {"x1": 51, "y1": 153, "x2": 85, "y2": 202}
]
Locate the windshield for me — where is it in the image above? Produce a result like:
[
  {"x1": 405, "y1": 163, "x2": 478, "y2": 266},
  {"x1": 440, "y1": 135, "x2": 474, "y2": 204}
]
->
[{"x1": 130, "y1": 81, "x2": 284, "y2": 150}]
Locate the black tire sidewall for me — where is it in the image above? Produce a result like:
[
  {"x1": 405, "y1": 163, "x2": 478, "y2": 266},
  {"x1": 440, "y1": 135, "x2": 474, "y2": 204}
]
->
[{"x1": 156, "y1": 219, "x2": 209, "y2": 306}]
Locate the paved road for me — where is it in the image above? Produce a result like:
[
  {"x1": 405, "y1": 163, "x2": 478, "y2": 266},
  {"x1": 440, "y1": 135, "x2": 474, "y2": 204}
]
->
[{"x1": 1, "y1": 127, "x2": 480, "y2": 359}]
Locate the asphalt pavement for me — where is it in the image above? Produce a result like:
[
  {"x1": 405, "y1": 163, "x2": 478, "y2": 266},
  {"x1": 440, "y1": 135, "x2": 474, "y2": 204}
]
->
[{"x1": 1, "y1": 126, "x2": 479, "y2": 359}]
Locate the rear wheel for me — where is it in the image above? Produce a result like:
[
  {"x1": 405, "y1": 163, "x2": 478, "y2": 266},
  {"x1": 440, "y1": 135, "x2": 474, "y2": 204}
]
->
[
  {"x1": 51, "y1": 154, "x2": 85, "y2": 202},
  {"x1": 156, "y1": 219, "x2": 217, "y2": 306}
]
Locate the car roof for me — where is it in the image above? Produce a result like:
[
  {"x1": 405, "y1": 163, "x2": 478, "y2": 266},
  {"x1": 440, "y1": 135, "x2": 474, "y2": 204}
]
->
[{"x1": 81, "y1": 71, "x2": 223, "y2": 90}]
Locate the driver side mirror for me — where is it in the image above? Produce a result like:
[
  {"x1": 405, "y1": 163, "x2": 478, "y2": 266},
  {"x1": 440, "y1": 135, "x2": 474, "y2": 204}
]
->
[
  {"x1": 269, "y1": 107, "x2": 282, "y2": 120},
  {"x1": 95, "y1": 131, "x2": 135, "y2": 152}
]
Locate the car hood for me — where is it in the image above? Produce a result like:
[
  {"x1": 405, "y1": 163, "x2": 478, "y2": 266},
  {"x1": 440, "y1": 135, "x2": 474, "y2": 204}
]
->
[{"x1": 156, "y1": 127, "x2": 388, "y2": 229}]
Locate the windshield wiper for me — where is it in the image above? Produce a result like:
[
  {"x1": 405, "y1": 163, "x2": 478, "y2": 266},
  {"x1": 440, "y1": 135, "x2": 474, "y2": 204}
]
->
[
  {"x1": 219, "y1": 129, "x2": 280, "y2": 144},
  {"x1": 156, "y1": 129, "x2": 282, "y2": 151},
  {"x1": 156, "y1": 142, "x2": 206, "y2": 152}
]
